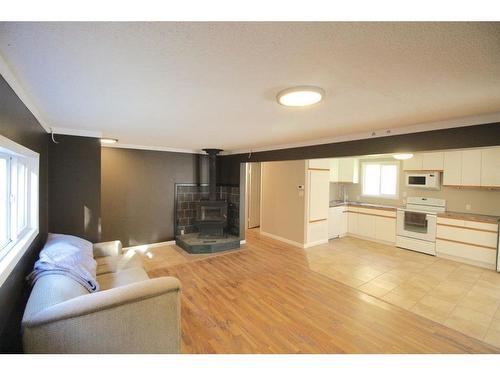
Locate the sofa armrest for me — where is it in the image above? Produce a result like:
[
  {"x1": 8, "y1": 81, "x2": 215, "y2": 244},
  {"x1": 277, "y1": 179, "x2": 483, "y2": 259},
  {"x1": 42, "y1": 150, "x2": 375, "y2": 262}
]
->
[
  {"x1": 23, "y1": 277, "x2": 181, "y2": 353},
  {"x1": 93, "y1": 240, "x2": 122, "y2": 258}
]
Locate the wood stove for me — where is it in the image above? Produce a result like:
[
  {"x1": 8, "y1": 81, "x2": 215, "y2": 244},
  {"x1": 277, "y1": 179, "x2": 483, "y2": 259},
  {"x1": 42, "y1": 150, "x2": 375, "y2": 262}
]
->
[
  {"x1": 195, "y1": 200, "x2": 228, "y2": 238},
  {"x1": 194, "y1": 149, "x2": 228, "y2": 238}
]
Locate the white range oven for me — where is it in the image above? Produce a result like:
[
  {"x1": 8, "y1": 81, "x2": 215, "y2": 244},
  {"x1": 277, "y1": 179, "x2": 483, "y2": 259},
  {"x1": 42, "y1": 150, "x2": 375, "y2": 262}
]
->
[{"x1": 396, "y1": 197, "x2": 446, "y2": 255}]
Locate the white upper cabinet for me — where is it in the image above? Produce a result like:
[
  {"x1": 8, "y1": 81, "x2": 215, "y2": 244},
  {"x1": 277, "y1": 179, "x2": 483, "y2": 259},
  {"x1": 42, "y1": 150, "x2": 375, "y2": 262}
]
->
[
  {"x1": 403, "y1": 154, "x2": 423, "y2": 170},
  {"x1": 461, "y1": 149, "x2": 481, "y2": 186},
  {"x1": 308, "y1": 158, "x2": 330, "y2": 170},
  {"x1": 403, "y1": 152, "x2": 443, "y2": 171},
  {"x1": 329, "y1": 159, "x2": 339, "y2": 182},
  {"x1": 422, "y1": 152, "x2": 444, "y2": 171},
  {"x1": 443, "y1": 151, "x2": 461, "y2": 186},
  {"x1": 338, "y1": 158, "x2": 359, "y2": 183},
  {"x1": 329, "y1": 157, "x2": 358, "y2": 183},
  {"x1": 481, "y1": 148, "x2": 500, "y2": 187},
  {"x1": 443, "y1": 147, "x2": 500, "y2": 188}
]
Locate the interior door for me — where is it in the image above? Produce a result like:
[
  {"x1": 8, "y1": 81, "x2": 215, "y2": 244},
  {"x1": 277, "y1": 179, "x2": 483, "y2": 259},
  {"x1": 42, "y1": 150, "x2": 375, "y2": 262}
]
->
[{"x1": 248, "y1": 162, "x2": 261, "y2": 228}]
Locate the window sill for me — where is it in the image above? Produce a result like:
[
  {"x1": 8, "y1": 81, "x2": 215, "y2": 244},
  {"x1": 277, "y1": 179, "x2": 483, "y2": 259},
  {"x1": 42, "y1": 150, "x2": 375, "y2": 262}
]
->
[
  {"x1": 0, "y1": 228, "x2": 39, "y2": 287},
  {"x1": 361, "y1": 194, "x2": 399, "y2": 200}
]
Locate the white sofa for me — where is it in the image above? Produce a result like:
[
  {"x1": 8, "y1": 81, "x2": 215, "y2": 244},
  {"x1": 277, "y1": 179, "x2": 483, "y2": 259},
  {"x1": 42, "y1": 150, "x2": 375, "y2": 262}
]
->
[{"x1": 22, "y1": 240, "x2": 181, "y2": 354}]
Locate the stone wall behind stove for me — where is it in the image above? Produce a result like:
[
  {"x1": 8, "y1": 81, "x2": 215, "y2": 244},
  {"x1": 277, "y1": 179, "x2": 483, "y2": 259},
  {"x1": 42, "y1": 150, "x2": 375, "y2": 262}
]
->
[
  {"x1": 175, "y1": 184, "x2": 240, "y2": 236},
  {"x1": 219, "y1": 186, "x2": 240, "y2": 236}
]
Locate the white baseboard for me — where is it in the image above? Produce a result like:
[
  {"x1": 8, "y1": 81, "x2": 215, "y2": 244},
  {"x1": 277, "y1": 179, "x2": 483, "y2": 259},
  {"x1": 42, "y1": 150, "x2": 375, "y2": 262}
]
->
[
  {"x1": 303, "y1": 239, "x2": 329, "y2": 249},
  {"x1": 344, "y1": 233, "x2": 396, "y2": 246},
  {"x1": 436, "y1": 253, "x2": 495, "y2": 270},
  {"x1": 259, "y1": 230, "x2": 304, "y2": 248},
  {"x1": 259, "y1": 230, "x2": 330, "y2": 249},
  {"x1": 124, "y1": 240, "x2": 176, "y2": 251}
]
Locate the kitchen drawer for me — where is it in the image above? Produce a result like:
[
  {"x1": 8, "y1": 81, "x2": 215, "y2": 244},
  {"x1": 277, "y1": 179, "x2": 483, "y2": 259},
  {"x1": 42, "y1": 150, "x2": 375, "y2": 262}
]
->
[
  {"x1": 464, "y1": 220, "x2": 498, "y2": 232},
  {"x1": 437, "y1": 217, "x2": 465, "y2": 226},
  {"x1": 346, "y1": 206, "x2": 361, "y2": 213},
  {"x1": 437, "y1": 225, "x2": 497, "y2": 249},
  {"x1": 436, "y1": 239, "x2": 496, "y2": 269},
  {"x1": 358, "y1": 207, "x2": 396, "y2": 218},
  {"x1": 348, "y1": 206, "x2": 396, "y2": 218}
]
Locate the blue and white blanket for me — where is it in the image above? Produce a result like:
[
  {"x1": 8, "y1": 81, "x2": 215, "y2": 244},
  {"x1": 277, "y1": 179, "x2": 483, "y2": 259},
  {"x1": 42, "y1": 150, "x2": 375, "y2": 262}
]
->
[{"x1": 28, "y1": 233, "x2": 99, "y2": 292}]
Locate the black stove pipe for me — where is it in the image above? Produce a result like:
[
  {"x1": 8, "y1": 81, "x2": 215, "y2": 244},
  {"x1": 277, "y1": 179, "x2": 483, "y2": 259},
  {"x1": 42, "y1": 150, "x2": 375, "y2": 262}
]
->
[{"x1": 203, "y1": 148, "x2": 223, "y2": 201}]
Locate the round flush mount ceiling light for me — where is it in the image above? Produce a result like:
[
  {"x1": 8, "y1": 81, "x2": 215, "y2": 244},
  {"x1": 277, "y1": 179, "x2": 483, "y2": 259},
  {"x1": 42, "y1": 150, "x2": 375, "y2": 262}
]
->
[
  {"x1": 393, "y1": 153, "x2": 414, "y2": 160},
  {"x1": 100, "y1": 138, "x2": 118, "y2": 145},
  {"x1": 277, "y1": 86, "x2": 325, "y2": 107}
]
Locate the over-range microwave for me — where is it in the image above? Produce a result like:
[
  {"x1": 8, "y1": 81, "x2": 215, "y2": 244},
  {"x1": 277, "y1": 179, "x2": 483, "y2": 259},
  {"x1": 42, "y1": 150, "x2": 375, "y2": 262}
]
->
[{"x1": 405, "y1": 172, "x2": 441, "y2": 190}]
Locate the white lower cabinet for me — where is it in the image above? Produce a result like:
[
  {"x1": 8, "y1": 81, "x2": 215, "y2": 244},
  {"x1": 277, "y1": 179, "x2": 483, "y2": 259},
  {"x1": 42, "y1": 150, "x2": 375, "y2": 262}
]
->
[
  {"x1": 436, "y1": 217, "x2": 498, "y2": 269},
  {"x1": 345, "y1": 206, "x2": 396, "y2": 244},
  {"x1": 375, "y1": 216, "x2": 397, "y2": 243},
  {"x1": 340, "y1": 205, "x2": 498, "y2": 270},
  {"x1": 358, "y1": 214, "x2": 376, "y2": 239},
  {"x1": 436, "y1": 240, "x2": 496, "y2": 269},
  {"x1": 328, "y1": 206, "x2": 347, "y2": 239},
  {"x1": 347, "y1": 211, "x2": 358, "y2": 236}
]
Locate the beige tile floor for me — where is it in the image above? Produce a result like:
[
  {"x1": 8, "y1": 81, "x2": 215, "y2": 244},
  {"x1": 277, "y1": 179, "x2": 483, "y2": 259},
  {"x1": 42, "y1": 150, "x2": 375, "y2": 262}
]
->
[{"x1": 305, "y1": 236, "x2": 500, "y2": 348}]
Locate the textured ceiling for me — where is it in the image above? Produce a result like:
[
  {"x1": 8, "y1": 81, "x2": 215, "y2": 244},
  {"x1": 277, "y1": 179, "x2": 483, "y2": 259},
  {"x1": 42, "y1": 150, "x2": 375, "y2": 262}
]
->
[{"x1": 0, "y1": 22, "x2": 499, "y2": 152}]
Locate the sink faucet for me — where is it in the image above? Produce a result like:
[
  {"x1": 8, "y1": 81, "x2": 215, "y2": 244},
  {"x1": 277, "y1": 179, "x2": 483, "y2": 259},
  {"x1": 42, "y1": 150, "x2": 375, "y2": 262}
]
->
[{"x1": 339, "y1": 184, "x2": 348, "y2": 203}]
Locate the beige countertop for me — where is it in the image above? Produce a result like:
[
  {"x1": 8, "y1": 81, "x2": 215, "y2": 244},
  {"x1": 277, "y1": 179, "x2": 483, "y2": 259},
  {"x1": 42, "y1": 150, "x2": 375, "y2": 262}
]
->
[
  {"x1": 329, "y1": 200, "x2": 500, "y2": 224},
  {"x1": 437, "y1": 211, "x2": 500, "y2": 224},
  {"x1": 329, "y1": 200, "x2": 401, "y2": 211}
]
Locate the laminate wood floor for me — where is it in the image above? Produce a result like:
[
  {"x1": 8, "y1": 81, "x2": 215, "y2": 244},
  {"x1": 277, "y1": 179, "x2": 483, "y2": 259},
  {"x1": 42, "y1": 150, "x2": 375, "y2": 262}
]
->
[{"x1": 148, "y1": 230, "x2": 499, "y2": 353}]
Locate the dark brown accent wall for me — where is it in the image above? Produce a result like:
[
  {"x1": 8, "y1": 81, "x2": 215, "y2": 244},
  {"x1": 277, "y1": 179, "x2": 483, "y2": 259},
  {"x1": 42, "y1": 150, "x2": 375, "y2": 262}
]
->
[
  {"x1": 221, "y1": 123, "x2": 500, "y2": 165},
  {"x1": 101, "y1": 147, "x2": 209, "y2": 247},
  {"x1": 0, "y1": 75, "x2": 49, "y2": 353},
  {"x1": 219, "y1": 122, "x2": 500, "y2": 182},
  {"x1": 48, "y1": 135, "x2": 101, "y2": 243}
]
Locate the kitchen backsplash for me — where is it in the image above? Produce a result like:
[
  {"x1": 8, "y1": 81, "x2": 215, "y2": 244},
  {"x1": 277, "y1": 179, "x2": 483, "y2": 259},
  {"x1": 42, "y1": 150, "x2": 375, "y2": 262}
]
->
[{"x1": 330, "y1": 158, "x2": 500, "y2": 216}]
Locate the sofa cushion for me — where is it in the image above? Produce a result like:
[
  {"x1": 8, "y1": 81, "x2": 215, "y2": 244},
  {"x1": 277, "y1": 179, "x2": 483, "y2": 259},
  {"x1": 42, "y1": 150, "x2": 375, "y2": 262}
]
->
[
  {"x1": 95, "y1": 252, "x2": 143, "y2": 276},
  {"x1": 23, "y1": 274, "x2": 88, "y2": 323},
  {"x1": 29, "y1": 233, "x2": 99, "y2": 292},
  {"x1": 97, "y1": 267, "x2": 150, "y2": 291}
]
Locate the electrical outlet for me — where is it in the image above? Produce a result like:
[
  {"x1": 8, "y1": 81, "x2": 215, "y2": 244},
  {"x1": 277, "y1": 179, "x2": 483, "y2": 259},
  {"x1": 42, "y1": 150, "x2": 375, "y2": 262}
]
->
[{"x1": 465, "y1": 204, "x2": 471, "y2": 211}]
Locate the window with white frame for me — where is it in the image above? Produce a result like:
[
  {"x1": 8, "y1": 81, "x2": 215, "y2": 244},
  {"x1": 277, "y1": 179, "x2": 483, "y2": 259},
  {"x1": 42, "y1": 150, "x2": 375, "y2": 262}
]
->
[
  {"x1": 0, "y1": 134, "x2": 39, "y2": 284},
  {"x1": 361, "y1": 161, "x2": 399, "y2": 199}
]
